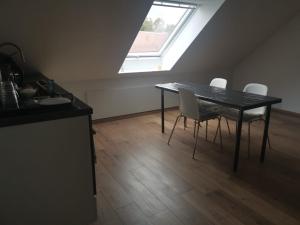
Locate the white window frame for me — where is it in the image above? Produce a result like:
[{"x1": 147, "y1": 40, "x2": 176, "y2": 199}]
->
[{"x1": 126, "y1": 1, "x2": 197, "y2": 58}]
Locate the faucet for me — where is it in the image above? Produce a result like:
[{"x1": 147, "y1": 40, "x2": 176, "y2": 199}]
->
[
  {"x1": 0, "y1": 42, "x2": 26, "y2": 84},
  {"x1": 0, "y1": 42, "x2": 25, "y2": 63}
]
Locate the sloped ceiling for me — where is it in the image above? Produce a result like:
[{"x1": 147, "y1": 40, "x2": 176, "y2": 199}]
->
[
  {"x1": 175, "y1": 0, "x2": 300, "y2": 73},
  {"x1": 0, "y1": 0, "x2": 299, "y2": 81},
  {"x1": 0, "y1": 0, "x2": 153, "y2": 80}
]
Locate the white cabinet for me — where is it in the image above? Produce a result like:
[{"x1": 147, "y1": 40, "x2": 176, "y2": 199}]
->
[{"x1": 0, "y1": 115, "x2": 97, "y2": 225}]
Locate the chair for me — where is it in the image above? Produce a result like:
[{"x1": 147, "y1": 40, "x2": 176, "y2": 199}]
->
[
  {"x1": 199, "y1": 78, "x2": 227, "y2": 109},
  {"x1": 168, "y1": 88, "x2": 223, "y2": 159},
  {"x1": 196, "y1": 78, "x2": 230, "y2": 138},
  {"x1": 210, "y1": 78, "x2": 227, "y2": 88},
  {"x1": 217, "y1": 83, "x2": 271, "y2": 157}
]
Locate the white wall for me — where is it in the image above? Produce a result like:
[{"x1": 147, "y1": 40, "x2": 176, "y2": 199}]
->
[
  {"x1": 232, "y1": 13, "x2": 300, "y2": 113},
  {"x1": 1, "y1": 0, "x2": 299, "y2": 118},
  {"x1": 60, "y1": 71, "x2": 226, "y2": 119},
  {"x1": 58, "y1": 0, "x2": 300, "y2": 119}
]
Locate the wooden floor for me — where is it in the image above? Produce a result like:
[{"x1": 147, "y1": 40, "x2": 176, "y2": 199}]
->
[{"x1": 91, "y1": 109, "x2": 300, "y2": 225}]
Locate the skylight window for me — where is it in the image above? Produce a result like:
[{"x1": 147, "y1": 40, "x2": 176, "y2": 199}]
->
[
  {"x1": 128, "y1": 2, "x2": 194, "y2": 57},
  {"x1": 119, "y1": 0, "x2": 225, "y2": 74}
]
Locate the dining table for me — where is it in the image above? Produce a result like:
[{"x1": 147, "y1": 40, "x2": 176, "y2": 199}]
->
[{"x1": 155, "y1": 82, "x2": 282, "y2": 172}]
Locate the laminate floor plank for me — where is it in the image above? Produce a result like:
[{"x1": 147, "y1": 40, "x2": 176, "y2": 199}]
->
[
  {"x1": 136, "y1": 112, "x2": 300, "y2": 221},
  {"x1": 115, "y1": 202, "x2": 152, "y2": 225},
  {"x1": 91, "y1": 191, "x2": 124, "y2": 225},
  {"x1": 97, "y1": 149, "x2": 168, "y2": 217},
  {"x1": 95, "y1": 163, "x2": 132, "y2": 209},
  {"x1": 182, "y1": 190, "x2": 246, "y2": 225},
  {"x1": 205, "y1": 190, "x2": 274, "y2": 225},
  {"x1": 90, "y1": 110, "x2": 300, "y2": 225},
  {"x1": 148, "y1": 210, "x2": 184, "y2": 225}
]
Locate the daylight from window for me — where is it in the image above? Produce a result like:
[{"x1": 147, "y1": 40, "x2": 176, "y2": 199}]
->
[
  {"x1": 119, "y1": 0, "x2": 224, "y2": 74},
  {"x1": 128, "y1": 5, "x2": 189, "y2": 55},
  {"x1": 119, "y1": 1, "x2": 197, "y2": 74}
]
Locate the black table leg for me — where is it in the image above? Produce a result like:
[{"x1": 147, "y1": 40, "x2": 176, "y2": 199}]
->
[
  {"x1": 161, "y1": 89, "x2": 165, "y2": 133},
  {"x1": 260, "y1": 105, "x2": 271, "y2": 162},
  {"x1": 88, "y1": 115, "x2": 97, "y2": 195},
  {"x1": 233, "y1": 109, "x2": 244, "y2": 172}
]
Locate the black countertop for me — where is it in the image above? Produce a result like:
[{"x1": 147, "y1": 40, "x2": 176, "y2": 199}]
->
[{"x1": 0, "y1": 73, "x2": 92, "y2": 127}]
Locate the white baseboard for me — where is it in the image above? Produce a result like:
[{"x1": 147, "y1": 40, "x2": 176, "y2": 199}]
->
[{"x1": 86, "y1": 85, "x2": 178, "y2": 119}]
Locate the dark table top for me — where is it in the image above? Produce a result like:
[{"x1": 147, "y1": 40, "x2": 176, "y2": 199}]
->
[
  {"x1": 156, "y1": 82, "x2": 282, "y2": 110},
  {"x1": 0, "y1": 73, "x2": 92, "y2": 127}
]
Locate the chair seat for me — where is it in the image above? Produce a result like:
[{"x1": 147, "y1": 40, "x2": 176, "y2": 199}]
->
[
  {"x1": 222, "y1": 108, "x2": 263, "y2": 122},
  {"x1": 198, "y1": 107, "x2": 219, "y2": 121},
  {"x1": 198, "y1": 100, "x2": 222, "y2": 113},
  {"x1": 197, "y1": 99, "x2": 215, "y2": 106}
]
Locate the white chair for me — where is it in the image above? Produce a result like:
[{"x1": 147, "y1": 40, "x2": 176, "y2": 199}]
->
[
  {"x1": 196, "y1": 78, "x2": 230, "y2": 139},
  {"x1": 168, "y1": 88, "x2": 223, "y2": 159},
  {"x1": 217, "y1": 83, "x2": 271, "y2": 157},
  {"x1": 199, "y1": 77, "x2": 227, "y2": 110},
  {"x1": 210, "y1": 78, "x2": 227, "y2": 88}
]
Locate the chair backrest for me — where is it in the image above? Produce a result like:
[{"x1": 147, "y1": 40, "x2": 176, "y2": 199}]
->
[
  {"x1": 210, "y1": 78, "x2": 227, "y2": 89},
  {"x1": 178, "y1": 88, "x2": 199, "y2": 120},
  {"x1": 243, "y1": 83, "x2": 268, "y2": 115}
]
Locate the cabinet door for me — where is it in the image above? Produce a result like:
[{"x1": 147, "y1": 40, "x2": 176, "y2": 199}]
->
[{"x1": 0, "y1": 116, "x2": 97, "y2": 225}]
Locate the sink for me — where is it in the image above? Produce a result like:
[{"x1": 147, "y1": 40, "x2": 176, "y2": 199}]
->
[{"x1": 17, "y1": 80, "x2": 73, "y2": 110}]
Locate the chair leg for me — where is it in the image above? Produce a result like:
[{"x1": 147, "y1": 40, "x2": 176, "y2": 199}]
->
[
  {"x1": 217, "y1": 117, "x2": 223, "y2": 149},
  {"x1": 168, "y1": 114, "x2": 181, "y2": 145},
  {"x1": 263, "y1": 119, "x2": 272, "y2": 149},
  {"x1": 225, "y1": 118, "x2": 231, "y2": 135},
  {"x1": 184, "y1": 116, "x2": 187, "y2": 130},
  {"x1": 267, "y1": 135, "x2": 271, "y2": 149},
  {"x1": 205, "y1": 120, "x2": 208, "y2": 141},
  {"x1": 193, "y1": 120, "x2": 196, "y2": 138},
  {"x1": 192, "y1": 121, "x2": 200, "y2": 159},
  {"x1": 213, "y1": 117, "x2": 223, "y2": 148},
  {"x1": 247, "y1": 122, "x2": 251, "y2": 159},
  {"x1": 213, "y1": 118, "x2": 219, "y2": 143}
]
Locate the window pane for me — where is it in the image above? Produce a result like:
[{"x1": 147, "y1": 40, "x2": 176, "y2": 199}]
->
[{"x1": 129, "y1": 5, "x2": 188, "y2": 54}]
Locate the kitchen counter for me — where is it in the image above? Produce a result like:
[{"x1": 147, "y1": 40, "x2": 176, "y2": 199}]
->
[
  {"x1": 0, "y1": 73, "x2": 92, "y2": 127},
  {"x1": 0, "y1": 73, "x2": 97, "y2": 225}
]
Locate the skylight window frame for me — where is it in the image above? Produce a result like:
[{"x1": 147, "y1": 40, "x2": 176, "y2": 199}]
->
[
  {"x1": 119, "y1": 0, "x2": 226, "y2": 74},
  {"x1": 153, "y1": 0, "x2": 198, "y2": 9},
  {"x1": 126, "y1": 2, "x2": 197, "y2": 58}
]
